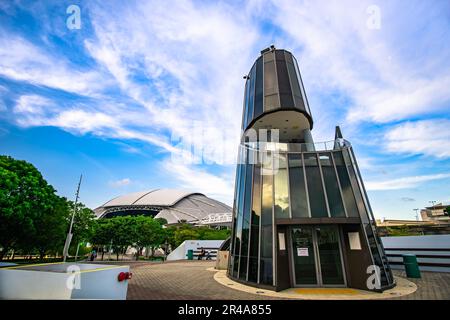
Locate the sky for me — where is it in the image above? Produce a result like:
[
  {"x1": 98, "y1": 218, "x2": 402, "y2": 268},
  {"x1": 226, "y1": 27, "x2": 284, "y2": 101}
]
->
[{"x1": 0, "y1": 0, "x2": 449, "y2": 220}]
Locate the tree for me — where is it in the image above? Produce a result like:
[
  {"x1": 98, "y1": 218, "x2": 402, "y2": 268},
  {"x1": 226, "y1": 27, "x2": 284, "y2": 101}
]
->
[
  {"x1": 32, "y1": 196, "x2": 71, "y2": 260},
  {"x1": 0, "y1": 155, "x2": 65, "y2": 260},
  {"x1": 133, "y1": 216, "x2": 165, "y2": 259},
  {"x1": 68, "y1": 202, "x2": 96, "y2": 255},
  {"x1": 91, "y1": 219, "x2": 113, "y2": 260},
  {"x1": 444, "y1": 206, "x2": 450, "y2": 216}
]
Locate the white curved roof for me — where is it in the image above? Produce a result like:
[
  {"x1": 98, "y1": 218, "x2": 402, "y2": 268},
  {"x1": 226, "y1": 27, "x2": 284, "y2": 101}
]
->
[{"x1": 101, "y1": 189, "x2": 202, "y2": 207}]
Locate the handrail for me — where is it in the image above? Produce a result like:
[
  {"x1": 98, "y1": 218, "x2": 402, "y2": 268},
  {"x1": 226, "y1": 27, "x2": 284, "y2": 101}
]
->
[{"x1": 240, "y1": 138, "x2": 352, "y2": 153}]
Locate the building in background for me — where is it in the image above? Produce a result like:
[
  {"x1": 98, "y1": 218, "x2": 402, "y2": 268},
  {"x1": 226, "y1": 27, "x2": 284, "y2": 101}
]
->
[
  {"x1": 421, "y1": 203, "x2": 450, "y2": 223},
  {"x1": 94, "y1": 189, "x2": 232, "y2": 228},
  {"x1": 228, "y1": 46, "x2": 394, "y2": 292}
]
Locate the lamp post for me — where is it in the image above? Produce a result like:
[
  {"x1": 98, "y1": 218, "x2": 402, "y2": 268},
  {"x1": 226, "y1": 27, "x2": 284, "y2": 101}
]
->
[{"x1": 413, "y1": 208, "x2": 419, "y2": 221}]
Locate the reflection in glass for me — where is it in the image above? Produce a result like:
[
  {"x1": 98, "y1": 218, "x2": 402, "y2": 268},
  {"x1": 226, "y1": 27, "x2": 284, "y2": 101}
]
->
[
  {"x1": 275, "y1": 51, "x2": 294, "y2": 108},
  {"x1": 316, "y1": 226, "x2": 345, "y2": 285},
  {"x1": 334, "y1": 152, "x2": 359, "y2": 217},
  {"x1": 288, "y1": 154, "x2": 309, "y2": 218},
  {"x1": 343, "y1": 149, "x2": 367, "y2": 218},
  {"x1": 320, "y1": 153, "x2": 345, "y2": 217},
  {"x1": 254, "y1": 57, "x2": 264, "y2": 118},
  {"x1": 304, "y1": 154, "x2": 328, "y2": 217},
  {"x1": 247, "y1": 165, "x2": 261, "y2": 283},
  {"x1": 239, "y1": 162, "x2": 253, "y2": 280},
  {"x1": 274, "y1": 153, "x2": 289, "y2": 219},
  {"x1": 260, "y1": 152, "x2": 273, "y2": 285},
  {"x1": 264, "y1": 60, "x2": 277, "y2": 95},
  {"x1": 247, "y1": 65, "x2": 256, "y2": 128},
  {"x1": 291, "y1": 227, "x2": 317, "y2": 285}
]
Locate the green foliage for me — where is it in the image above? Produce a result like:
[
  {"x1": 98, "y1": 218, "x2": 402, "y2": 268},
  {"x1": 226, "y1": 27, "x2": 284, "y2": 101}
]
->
[
  {"x1": 69, "y1": 202, "x2": 96, "y2": 245},
  {"x1": 0, "y1": 155, "x2": 97, "y2": 261},
  {"x1": 385, "y1": 226, "x2": 422, "y2": 237},
  {"x1": 90, "y1": 215, "x2": 166, "y2": 259},
  {"x1": 0, "y1": 155, "x2": 68, "y2": 259},
  {"x1": 444, "y1": 206, "x2": 450, "y2": 216}
]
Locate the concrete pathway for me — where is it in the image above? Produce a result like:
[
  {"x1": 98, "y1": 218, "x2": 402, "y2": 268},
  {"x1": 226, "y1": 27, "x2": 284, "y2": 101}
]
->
[{"x1": 125, "y1": 260, "x2": 450, "y2": 300}]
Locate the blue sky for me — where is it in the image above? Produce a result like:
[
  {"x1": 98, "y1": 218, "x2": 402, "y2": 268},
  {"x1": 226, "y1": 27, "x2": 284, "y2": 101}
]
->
[{"x1": 0, "y1": 0, "x2": 449, "y2": 219}]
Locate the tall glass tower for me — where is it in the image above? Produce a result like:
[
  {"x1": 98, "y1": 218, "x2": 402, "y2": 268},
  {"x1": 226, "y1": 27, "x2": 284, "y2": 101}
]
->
[{"x1": 228, "y1": 46, "x2": 395, "y2": 292}]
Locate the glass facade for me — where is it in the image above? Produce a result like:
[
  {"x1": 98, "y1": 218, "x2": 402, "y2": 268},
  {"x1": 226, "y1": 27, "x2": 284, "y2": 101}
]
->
[
  {"x1": 229, "y1": 143, "x2": 393, "y2": 286},
  {"x1": 229, "y1": 47, "x2": 394, "y2": 292}
]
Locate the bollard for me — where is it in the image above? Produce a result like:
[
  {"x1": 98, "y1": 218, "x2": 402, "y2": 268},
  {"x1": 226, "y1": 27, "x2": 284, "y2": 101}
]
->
[
  {"x1": 187, "y1": 249, "x2": 194, "y2": 260},
  {"x1": 403, "y1": 254, "x2": 421, "y2": 278}
]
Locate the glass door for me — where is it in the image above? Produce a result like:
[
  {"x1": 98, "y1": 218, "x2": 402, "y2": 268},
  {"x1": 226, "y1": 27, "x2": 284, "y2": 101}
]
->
[
  {"x1": 290, "y1": 225, "x2": 345, "y2": 287},
  {"x1": 290, "y1": 227, "x2": 318, "y2": 285},
  {"x1": 315, "y1": 226, "x2": 345, "y2": 285}
]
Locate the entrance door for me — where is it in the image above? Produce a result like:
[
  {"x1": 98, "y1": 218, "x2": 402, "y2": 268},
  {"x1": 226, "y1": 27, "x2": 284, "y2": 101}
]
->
[{"x1": 290, "y1": 225, "x2": 345, "y2": 286}]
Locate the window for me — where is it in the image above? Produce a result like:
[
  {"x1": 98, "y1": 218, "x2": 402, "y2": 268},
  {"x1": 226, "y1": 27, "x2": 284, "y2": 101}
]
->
[
  {"x1": 247, "y1": 64, "x2": 256, "y2": 128},
  {"x1": 320, "y1": 153, "x2": 345, "y2": 217},
  {"x1": 274, "y1": 153, "x2": 289, "y2": 218},
  {"x1": 260, "y1": 152, "x2": 273, "y2": 285},
  {"x1": 304, "y1": 154, "x2": 328, "y2": 217},
  {"x1": 334, "y1": 151, "x2": 359, "y2": 217},
  {"x1": 275, "y1": 51, "x2": 294, "y2": 108},
  {"x1": 248, "y1": 165, "x2": 261, "y2": 283},
  {"x1": 288, "y1": 154, "x2": 309, "y2": 217},
  {"x1": 254, "y1": 57, "x2": 264, "y2": 118},
  {"x1": 239, "y1": 162, "x2": 253, "y2": 280}
]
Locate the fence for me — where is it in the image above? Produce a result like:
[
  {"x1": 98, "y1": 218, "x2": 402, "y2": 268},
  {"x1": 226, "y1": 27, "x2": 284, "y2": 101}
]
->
[{"x1": 381, "y1": 235, "x2": 450, "y2": 273}]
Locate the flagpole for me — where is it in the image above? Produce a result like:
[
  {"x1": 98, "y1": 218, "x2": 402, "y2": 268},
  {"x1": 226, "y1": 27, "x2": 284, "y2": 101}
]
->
[{"x1": 63, "y1": 174, "x2": 82, "y2": 262}]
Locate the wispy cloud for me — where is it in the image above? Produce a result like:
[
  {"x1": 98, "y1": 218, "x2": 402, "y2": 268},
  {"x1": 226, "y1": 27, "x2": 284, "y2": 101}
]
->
[
  {"x1": 0, "y1": 36, "x2": 107, "y2": 96},
  {"x1": 384, "y1": 119, "x2": 450, "y2": 158},
  {"x1": 1, "y1": 1, "x2": 450, "y2": 217},
  {"x1": 109, "y1": 178, "x2": 131, "y2": 188},
  {"x1": 366, "y1": 173, "x2": 450, "y2": 191},
  {"x1": 269, "y1": 0, "x2": 450, "y2": 127}
]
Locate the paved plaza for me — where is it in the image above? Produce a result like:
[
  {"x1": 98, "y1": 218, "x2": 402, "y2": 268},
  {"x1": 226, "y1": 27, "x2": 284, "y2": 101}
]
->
[{"x1": 123, "y1": 260, "x2": 450, "y2": 300}]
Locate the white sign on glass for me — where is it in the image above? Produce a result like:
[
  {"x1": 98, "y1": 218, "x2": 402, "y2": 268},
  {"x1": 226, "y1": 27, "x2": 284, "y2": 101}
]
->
[
  {"x1": 297, "y1": 248, "x2": 309, "y2": 256},
  {"x1": 278, "y1": 233, "x2": 286, "y2": 251},
  {"x1": 348, "y1": 232, "x2": 362, "y2": 250}
]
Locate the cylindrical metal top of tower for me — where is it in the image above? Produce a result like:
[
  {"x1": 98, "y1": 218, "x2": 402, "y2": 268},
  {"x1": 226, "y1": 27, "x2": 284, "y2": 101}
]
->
[{"x1": 241, "y1": 46, "x2": 313, "y2": 142}]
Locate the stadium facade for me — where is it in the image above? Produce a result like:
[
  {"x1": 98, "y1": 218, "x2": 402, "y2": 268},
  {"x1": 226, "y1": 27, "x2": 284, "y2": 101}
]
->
[
  {"x1": 95, "y1": 189, "x2": 232, "y2": 227},
  {"x1": 228, "y1": 46, "x2": 395, "y2": 292}
]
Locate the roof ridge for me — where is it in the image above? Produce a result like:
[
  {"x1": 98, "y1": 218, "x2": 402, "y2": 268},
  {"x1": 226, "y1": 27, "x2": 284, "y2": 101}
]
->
[{"x1": 131, "y1": 189, "x2": 159, "y2": 205}]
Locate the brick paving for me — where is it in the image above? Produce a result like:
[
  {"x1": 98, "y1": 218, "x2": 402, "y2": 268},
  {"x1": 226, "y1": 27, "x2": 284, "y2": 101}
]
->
[
  {"x1": 124, "y1": 260, "x2": 450, "y2": 300},
  {"x1": 392, "y1": 269, "x2": 450, "y2": 300}
]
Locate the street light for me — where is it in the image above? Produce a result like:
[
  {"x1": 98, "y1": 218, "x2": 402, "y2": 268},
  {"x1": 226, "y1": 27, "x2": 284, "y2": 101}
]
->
[{"x1": 413, "y1": 208, "x2": 419, "y2": 221}]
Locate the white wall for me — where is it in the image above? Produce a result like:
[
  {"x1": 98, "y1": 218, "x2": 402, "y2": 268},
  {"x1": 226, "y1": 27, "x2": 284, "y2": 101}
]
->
[
  {"x1": 167, "y1": 240, "x2": 225, "y2": 261},
  {"x1": 0, "y1": 263, "x2": 130, "y2": 299},
  {"x1": 381, "y1": 235, "x2": 450, "y2": 273}
]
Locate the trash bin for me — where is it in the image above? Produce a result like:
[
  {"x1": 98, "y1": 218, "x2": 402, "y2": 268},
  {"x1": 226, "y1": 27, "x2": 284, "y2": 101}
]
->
[
  {"x1": 187, "y1": 249, "x2": 194, "y2": 260},
  {"x1": 403, "y1": 254, "x2": 421, "y2": 278}
]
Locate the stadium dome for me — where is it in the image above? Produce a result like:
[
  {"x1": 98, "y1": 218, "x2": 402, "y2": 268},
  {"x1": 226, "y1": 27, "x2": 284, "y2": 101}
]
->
[{"x1": 94, "y1": 189, "x2": 232, "y2": 226}]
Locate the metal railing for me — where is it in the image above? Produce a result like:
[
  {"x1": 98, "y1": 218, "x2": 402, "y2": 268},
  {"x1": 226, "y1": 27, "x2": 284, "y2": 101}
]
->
[{"x1": 241, "y1": 138, "x2": 351, "y2": 153}]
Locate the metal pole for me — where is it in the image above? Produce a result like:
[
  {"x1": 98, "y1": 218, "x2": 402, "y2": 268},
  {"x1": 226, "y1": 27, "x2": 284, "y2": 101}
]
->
[
  {"x1": 63, "y1": 174, "x2": 83, "y2": 262},
  {"x1": 413, "y1": 208, "x2": 419, "y2": 221},
  {"x1": 74, "y1": 242, "x2": 80, "y2": 262}
]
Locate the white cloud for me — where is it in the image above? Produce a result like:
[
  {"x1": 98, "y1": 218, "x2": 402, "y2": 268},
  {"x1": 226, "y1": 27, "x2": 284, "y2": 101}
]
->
[
  {"x1": 366, "y1": 173, "x2": 450, "y2": 190},
  {"x1": 162, "y1": 160, "x2": 234, "y2": 205},
  {"x1": 270, "y1": 0, "x2": 450, "y2": 126},
  {"x1": 384, "y1": 119, "x2": 450, "y2": 158},
  {"x1": 109, "y1": 178, "x2": 131, "y2": 188},
  {"x1": 0, "y1": 36, "x2": 107, "y2": 96}
]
